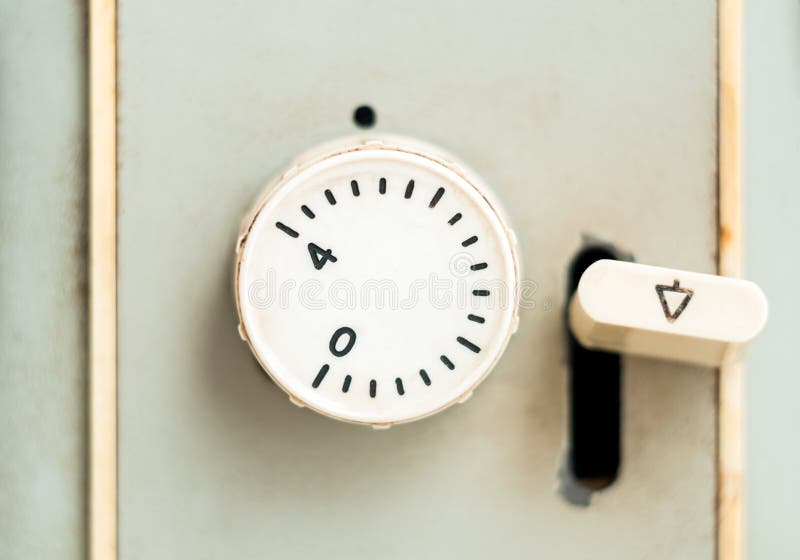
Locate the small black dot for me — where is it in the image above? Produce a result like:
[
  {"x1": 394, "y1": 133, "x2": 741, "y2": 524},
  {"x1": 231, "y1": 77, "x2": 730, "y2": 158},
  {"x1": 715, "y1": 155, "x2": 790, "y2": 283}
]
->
[{"x1": 353, "y1": 105, "x2": 376, "y2": 128}]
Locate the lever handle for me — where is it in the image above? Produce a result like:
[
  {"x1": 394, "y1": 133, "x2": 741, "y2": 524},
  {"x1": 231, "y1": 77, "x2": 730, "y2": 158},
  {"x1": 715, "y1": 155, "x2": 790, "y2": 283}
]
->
[{"x1": 568, "y1": 259, "x2": 767, "y2": 367}]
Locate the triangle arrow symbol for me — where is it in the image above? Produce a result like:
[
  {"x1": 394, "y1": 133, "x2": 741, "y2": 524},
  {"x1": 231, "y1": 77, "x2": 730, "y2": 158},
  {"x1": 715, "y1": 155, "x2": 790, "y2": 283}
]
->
[{"x1": 655, "y1": 279, "x2": 694, "y2": 323}]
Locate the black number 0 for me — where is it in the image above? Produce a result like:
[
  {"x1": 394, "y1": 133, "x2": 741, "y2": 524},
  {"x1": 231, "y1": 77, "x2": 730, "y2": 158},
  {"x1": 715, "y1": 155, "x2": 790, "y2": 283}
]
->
[{"x1": 329, "y1": 327, "x2": 356, "y2": 357}]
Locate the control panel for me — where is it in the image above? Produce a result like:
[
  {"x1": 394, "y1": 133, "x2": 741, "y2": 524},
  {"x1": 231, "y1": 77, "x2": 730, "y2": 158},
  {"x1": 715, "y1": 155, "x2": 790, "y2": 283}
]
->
[{"x1": 1, "y1": 2, "x2": 756, "y2": 560}]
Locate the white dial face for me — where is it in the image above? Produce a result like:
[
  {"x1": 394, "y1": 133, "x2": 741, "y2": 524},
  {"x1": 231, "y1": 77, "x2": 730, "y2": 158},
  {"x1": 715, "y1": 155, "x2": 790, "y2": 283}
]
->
[{"x1": 236, "y1": 140, "x2": 519, "y2": 426}]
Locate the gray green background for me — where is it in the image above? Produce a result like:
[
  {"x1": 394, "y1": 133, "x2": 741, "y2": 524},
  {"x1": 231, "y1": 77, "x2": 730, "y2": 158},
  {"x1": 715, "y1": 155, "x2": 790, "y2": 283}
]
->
[{"x1": 743, "y1": 1, "x2": 800, "y2": 557}]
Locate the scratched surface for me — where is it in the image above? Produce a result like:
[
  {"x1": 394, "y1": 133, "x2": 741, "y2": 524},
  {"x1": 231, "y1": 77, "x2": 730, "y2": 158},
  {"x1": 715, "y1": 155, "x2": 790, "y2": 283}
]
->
[
  {"x1": 118, "y1": 1, "x2": 718, "y2": 558},
  {"x1": 0, "y1": 2, "x2": 87, "y2": 559}
]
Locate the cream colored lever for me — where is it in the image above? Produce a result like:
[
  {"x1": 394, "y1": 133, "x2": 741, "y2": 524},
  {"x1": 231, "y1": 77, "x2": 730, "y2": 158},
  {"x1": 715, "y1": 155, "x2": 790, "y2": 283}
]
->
[{"x1": 568, "y1": 260, "x2": 767, "y2": 367}]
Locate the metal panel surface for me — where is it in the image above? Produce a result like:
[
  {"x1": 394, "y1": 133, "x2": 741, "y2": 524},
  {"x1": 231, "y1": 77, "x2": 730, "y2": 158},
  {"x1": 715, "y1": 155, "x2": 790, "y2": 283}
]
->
[
  {"x1": 118, "y1": 2, "x2": 718, "y2": 558},
  {"x1": 744, "y1": 0, "x2": 800, "y2": 557},
  {"x1": 0, "y1": 2, "x2": 87, "y2": 558}
]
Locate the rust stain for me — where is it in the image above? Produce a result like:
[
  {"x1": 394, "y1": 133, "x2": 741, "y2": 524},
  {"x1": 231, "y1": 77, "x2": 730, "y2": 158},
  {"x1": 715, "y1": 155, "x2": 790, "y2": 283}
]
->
[{"x1": 719, "y1": 223, "x2": 734, "y2": 252}]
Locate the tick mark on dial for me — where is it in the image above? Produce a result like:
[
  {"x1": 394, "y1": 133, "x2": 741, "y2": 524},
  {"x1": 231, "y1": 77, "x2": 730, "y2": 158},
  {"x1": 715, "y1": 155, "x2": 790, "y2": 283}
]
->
[
  {"x1": 457, "y1": 336, "x2": 481, "y2": 353},
  {"x1": 448, "y1": 213, "x2": 462, "y2": 225},
  {"x1": 342, "y1": 374, "x2": 352, "y2": 393},
  {"x1": 462, "y1": 236, "x2": 478, "y2": 247},
  {"x1": 404, "y1": 180, "x2": 415, "y2": 199},
  {"x1": 351, "y1": 180, "x2": 360, "y2": 197},
  {"x1": 369, "y1": 379, "x2": 377, "y2": 398},
  {"x1": 395, "y1": 377, "x2": 405, "y2": 395},
  {"x1": 468, "y1": 314, "x2": 485, "y2": 324},
  {"x1": 301, "y1": 205, "x2": 315, "y2": 219},
  {"x1": 470, "y1": 262, "x2": 488, "y2": 271},
  {"x1": 429, "y1": 187, "x2": 445, "y2": 208},
  {"x1": 440, "y1": 355, "x2": 455, "y2": 370},
  {"x1": 312, "y1": 364, "x2": 329, "y2": 388},
  {"x1": 379, "y1": 178, "x2": 387, "y2": 194},
  {"x1": 473, "y1": 289, "x2": 491, "y2": 297},
  {"x1": 275, "y1": 222, "x2": 299, "y2": 238},
  {"x1": 324, "y1": 189, "x2": 337, "y2": 205},
  {"x1": 419, "y1": 369, "x2": 432, "y2": 386}
]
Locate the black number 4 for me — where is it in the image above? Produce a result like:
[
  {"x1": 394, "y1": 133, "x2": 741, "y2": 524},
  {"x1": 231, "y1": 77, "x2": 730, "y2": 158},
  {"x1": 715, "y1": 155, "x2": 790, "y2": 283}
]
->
[{"x1": 308, "y1": 243, "x2": 337, "y2": 270}]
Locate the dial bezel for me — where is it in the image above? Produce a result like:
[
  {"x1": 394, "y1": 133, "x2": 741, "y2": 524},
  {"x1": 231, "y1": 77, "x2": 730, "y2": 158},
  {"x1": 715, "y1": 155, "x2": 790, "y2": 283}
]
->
[{"x1": 235, "y1": 137, "x2": 521, "y2": 427}]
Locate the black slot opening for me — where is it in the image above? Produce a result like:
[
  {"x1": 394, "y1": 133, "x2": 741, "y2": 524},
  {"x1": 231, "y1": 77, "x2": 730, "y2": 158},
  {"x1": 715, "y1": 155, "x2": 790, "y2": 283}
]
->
[{"x1": 567, "y1": 247, "x2": 622, "y2": 490}]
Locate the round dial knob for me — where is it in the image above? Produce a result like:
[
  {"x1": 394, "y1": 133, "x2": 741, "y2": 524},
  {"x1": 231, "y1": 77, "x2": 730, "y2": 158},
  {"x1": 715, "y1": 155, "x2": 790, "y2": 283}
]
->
[{"x1": 235, "y1": 137, "x2": 520, "y2": 426}]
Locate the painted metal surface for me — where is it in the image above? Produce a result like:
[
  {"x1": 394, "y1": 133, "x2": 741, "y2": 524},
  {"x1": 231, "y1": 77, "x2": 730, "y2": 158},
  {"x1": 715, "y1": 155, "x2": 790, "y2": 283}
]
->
[
  {"x1": 743, "y1": 0, "x2": 800, "y2": 556},
  {"x1": 117, "y1": 1, "x2": 718, "y2": 558},
  {"x1": 0, "y1": 2, "x2": 87, "y2": 559}
]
